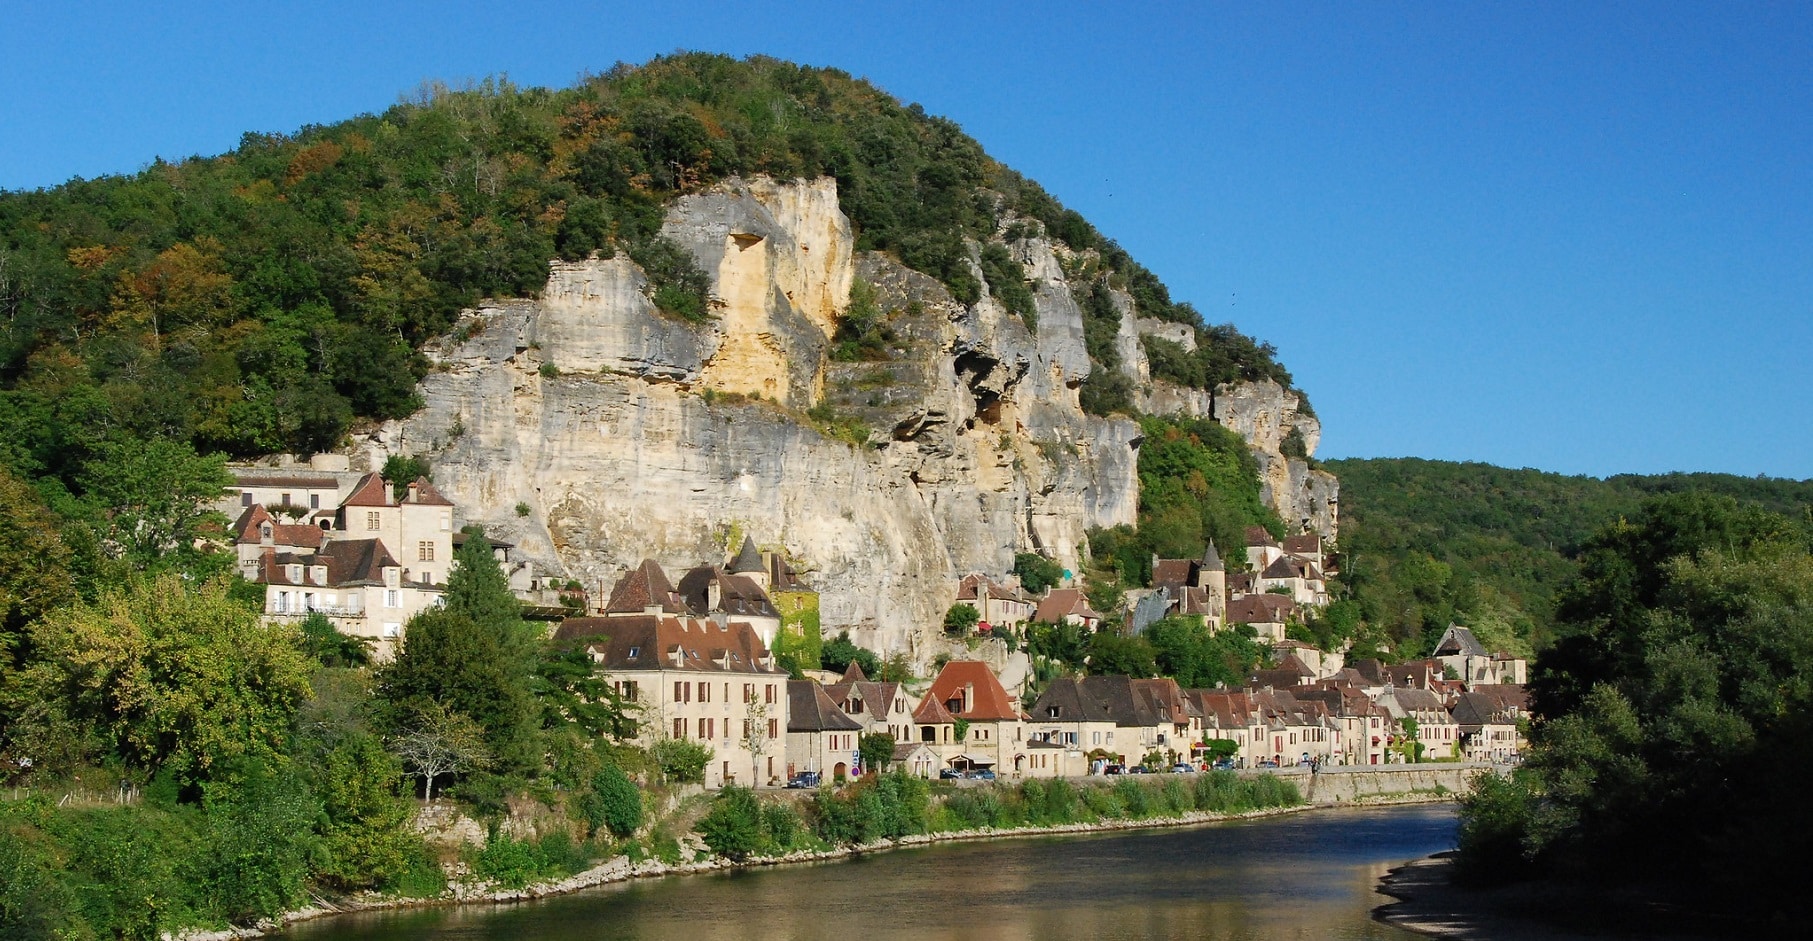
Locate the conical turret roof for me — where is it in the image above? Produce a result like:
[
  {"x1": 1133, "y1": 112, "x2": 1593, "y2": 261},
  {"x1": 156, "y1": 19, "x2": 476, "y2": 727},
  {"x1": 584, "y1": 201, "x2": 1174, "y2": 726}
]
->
[
  {"x1": 1201, "y1": 540, "x2": 1224, "y2": 571},
  {"x1": 728, "y1": 535, "x2": 765, "y2": 574}
]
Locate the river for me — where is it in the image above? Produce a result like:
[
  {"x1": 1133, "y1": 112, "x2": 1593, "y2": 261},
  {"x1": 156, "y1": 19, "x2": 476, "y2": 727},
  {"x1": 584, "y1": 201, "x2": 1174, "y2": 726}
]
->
[{"x1": 285, "y1": 803, "x2": 1457, "y2": 941}]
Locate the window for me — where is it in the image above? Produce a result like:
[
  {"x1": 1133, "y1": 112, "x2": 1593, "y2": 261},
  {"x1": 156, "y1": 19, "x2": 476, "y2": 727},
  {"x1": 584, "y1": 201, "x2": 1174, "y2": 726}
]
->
[
  {"x1": 627, "y1": 646, "x2": 640, "y2": 659},
  {"x1": 742, "y1": 720, "x2": 752, "y2": 740},
  {"x1": 701, "y1": 683, "x2": 711, "y2": 703},
  {"x1": 281, "y1": 492, "x2": 290, "y2": 505},
  {"x1": 366, "y1": 511, "x2": 381, "y2": 531},
  {"x1": 765, "y1": 684, "x2": 776, "y2": 705},
  {"x1": 383, "y1": 623, "x2": 401, "y2": 638},
  {"x1": 674, "y1": 681, "x2": 685, "y2": 702},
  {"x1": 418, "y1": 541, "x2": 435, "y2": 562},
  {"x1": 241, "y1": 492, "x2": 252, "y2": 507},
  {"x1": 385, "y1": 590, "x2": 400, "y2": 608},
  {"x1": 310, "y1": 494, "x2": 319, "y2": 509},
  {"x1": 743, "y1": 683, "x2": 754, "y2": 703},
  {"x1": 768, "y1": 718, "x2": 778, "y2": 739},
  {"x1": 674, "y1": 718, "x2": 686, "y2": 739},
  {"x1": 622, "y1": 681, "x2": 639, "y2": 702},
  {"x1": 698, "y1": 718, "x2": 708, "y2": 739}
]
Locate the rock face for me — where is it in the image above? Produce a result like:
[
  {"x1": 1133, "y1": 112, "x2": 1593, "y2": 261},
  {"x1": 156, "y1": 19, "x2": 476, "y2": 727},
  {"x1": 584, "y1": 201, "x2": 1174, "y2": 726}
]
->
[{"x1": 374, "y1": 176, "x2": 1334, "y2": 657}]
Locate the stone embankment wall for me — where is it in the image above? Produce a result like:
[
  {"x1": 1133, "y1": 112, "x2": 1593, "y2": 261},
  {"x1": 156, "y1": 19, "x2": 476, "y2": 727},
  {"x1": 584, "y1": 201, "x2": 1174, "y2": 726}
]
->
[{"x1": 1286, "y1": 763, "x2": 1499, "y2": 805}]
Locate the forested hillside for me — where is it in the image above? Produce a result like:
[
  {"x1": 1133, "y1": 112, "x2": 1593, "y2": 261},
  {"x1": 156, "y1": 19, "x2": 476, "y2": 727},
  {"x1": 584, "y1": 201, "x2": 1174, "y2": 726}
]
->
[
  {"x1": 1328, "y1": 457, "x2": 1813, "y2": 659},
  {"x1": 0, "y1": 53, "x2": 1292, "y2": 488}
]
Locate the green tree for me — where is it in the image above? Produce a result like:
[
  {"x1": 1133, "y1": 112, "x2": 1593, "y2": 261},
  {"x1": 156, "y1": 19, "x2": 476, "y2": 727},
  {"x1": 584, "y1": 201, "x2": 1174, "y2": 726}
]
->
[
  {"x1": 5, "y1": 574, "x2": 312, "y2": 788},
  {"x1": 313, "y1": 734, "x2": 420, "y2": 890},
  {"x1": 1085, "y1": 632, "x2": 1157, "y2": 677},
  {"x1": 198, "y1": 758, "x2": 321, "y2": 923},
  {"x1": 942, "y1": 602, "x2": 980, "y2": 634},
  {"x1": 859, "y1": 731, "x2": 896, "y2": 774},
  {"x1": 580, "y1": 762, "x2": 643, "y2": 838},
  {"x1": 375, "y1": 606, "x2": 539, "y2": 776},
  {"x1": 75, "y1": 436, "x2": 232, "y2": 572},
  {"x1": 1013, "y1": 552, "x2": 1063, "y2": 595},
  {"x1": 819, "y1": 630, "x2": 879, "y2": 677},
  {"x1": 651, "y1": 736, "x2": 712, "y2": 784},
  {"x1": 697, "y1": 786, "x2": 762, "y2": 861}
]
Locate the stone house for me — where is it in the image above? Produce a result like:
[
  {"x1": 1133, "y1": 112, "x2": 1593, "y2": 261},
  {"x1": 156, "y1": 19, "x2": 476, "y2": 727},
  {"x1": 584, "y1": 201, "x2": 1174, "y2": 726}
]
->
[
  {"x1": 915, "y1": 660, "x2": 1026, "y2": 775},
  {"x1": 1033, "y1": 588, "x2": 1104, "y2": 631},
  {"x1": 954, "y1": 574, "x2": 1037, "y2": 630},
  {"x1": 555, "y1": 614, "x2": 789, "y2": 788},
  {"x1": 1026, "y1": 677, "x2": 1121, "y2": 775},
  {"x1": 1377, "y1": 687, "x2": 1460, "y2": 761},
  {"x1": 1225, "y1": 594, "x2": 1298, "y2": 643},
  {"x1": 1452, "y1": 685, "x2": 1528, "y2": 763},
  {"x1": 1244, "y1": 526, "x2": 1285, "y2": 573},
  {"x1": 1432, "y1": 624, "x2": 1529, "y2": 687},
  {"x1": 823, "y1": 662, "x2": 914, "y2": 743},
  {"x1": 786, "y1": 680, "x2": 864, "y2": 780},
  {"x1": 1257, "y1": 554, "x2": 1329, "y2": 607}
]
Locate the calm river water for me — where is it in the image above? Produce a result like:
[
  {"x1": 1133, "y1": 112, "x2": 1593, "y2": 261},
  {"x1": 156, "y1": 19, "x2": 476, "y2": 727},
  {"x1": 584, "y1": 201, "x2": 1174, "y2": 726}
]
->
[{"x1": 286, "y1": 803, "x2": 1457, "y2": 941}]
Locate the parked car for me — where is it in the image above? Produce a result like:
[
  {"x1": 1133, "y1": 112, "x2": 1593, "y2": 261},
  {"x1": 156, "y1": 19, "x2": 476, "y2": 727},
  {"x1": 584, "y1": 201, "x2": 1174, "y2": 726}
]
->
[
  {"x1": 939, "y1": 768, "x2": 964, "y2": 780},
  {"x1": 1212, "y1": 758, "x2": 1236, "y2": 771},
  {"x1": 1103, "y1": 763, "x2": 1127, "y2": 775},
  {"x1": 784, "y1": 771, "x2": 821, "y2": 789},
  {"x1": 1170, "y1": 763, "x2": 1197, "y2": 774},
  {"x1": 967, "y1": 769, "x2": 997, "y2": 781},
  {"x1": 1128, "y1": 765, "x2": 1152, "y2": 775},
  {"x1": 1256, "y1": 759, "x2": 1280, "y2": 769}
]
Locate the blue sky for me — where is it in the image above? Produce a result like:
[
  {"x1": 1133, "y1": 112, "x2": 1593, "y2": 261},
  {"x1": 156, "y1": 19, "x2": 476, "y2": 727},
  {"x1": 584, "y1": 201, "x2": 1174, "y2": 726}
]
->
[{"x1": 4, "y1": 2, "x2": 1809, "y2": 478}]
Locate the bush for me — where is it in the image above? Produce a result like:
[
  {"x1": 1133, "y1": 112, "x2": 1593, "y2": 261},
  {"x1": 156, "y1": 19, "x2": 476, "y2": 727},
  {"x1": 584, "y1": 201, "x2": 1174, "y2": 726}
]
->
[
  {"x1": 1454, "y1": 770, "x2": 1539, "y2": 885},
  {"x1": 697, "y1": 787, "x2": 770, "y2": 861},
  {"x1": 581, "y1": 762, "x2": 644, "y2": 838},
  {"x1": 652, "y1": 737, "x2": 712, "y2": 784}
]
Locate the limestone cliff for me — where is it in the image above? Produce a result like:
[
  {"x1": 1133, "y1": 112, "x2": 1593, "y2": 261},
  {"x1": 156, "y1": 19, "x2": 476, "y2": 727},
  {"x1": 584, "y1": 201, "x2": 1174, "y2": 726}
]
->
[{"x1": 371, "y1": 176, "x2": 1333, "y2": 657}]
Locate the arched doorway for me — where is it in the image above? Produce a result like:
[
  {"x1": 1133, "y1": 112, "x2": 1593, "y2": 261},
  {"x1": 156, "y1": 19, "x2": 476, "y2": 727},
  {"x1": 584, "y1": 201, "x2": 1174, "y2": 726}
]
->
[{"x1": 833, "y1": 761, "x2": 848, "y2": 779}]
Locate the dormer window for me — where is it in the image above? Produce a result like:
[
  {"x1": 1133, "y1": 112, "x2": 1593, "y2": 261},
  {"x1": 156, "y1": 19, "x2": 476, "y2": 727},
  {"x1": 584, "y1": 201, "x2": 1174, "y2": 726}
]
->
[{"x1": 627, "y1": 646, "x2": 641, "y2": 659}]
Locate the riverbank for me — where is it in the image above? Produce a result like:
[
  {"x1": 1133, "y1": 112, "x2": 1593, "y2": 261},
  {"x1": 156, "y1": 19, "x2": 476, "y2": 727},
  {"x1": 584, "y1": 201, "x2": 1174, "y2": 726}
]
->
[
  {"x1": 188, "y1": 786, "x2": 1452, "y2": 940},
  {"x1": 1374, "y1": 852, "x2": 1745, "y2": 940}
]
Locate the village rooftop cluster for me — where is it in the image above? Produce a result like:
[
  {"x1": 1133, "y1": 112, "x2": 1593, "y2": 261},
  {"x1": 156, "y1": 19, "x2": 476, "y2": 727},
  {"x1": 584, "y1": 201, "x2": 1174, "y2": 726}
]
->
[{"x1": 226, "y1": 463, "x2": 1529, "y2": 790}]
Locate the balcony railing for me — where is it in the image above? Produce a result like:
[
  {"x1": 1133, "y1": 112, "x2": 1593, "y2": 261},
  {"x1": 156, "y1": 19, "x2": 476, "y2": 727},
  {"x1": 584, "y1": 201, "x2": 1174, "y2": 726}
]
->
[{"x1": 266, "y1": 604, "x2": 364, "y2": 617}]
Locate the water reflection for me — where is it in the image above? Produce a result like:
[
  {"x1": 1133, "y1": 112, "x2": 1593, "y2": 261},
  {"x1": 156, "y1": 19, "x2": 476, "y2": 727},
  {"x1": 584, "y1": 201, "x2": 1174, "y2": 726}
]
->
[{"x1": 286, "y1": 804, "x2": 1455, "y2": 941}]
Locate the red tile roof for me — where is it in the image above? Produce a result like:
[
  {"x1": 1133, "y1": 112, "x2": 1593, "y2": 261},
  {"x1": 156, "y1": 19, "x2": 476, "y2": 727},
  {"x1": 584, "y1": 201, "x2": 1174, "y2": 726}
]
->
[
  {"x1": 340, "y1": 473, "x2": 392, "y2": 507},
  {"x1": 1034, "y1": 588, "x2": 1102, "y2": 624},
  {"x1": 921, "y1": 660, "x2": 1022, "y2": 722},
  {"x1": 553, "y1": 614, "x2": 779, "y2": 674},
  {"x1": 603, "y1": 560, "x2": 691, "y2": 615}
]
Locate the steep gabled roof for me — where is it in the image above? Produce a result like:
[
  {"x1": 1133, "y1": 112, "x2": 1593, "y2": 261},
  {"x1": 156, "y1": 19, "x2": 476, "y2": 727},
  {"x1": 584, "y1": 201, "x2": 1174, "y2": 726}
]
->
[
  {"x1": 1261, "y1": 555, "x2": 1322, "y2": 581},
  {"x1": 604, "y1": 560, "x2": 692, "y2": 615},
  {"x1": 912, "y1": 695, "x2": 957, "y2": 724},
  {"x1": 340, "y1": 472, "x2": 392, "y2": 508},
  {"x1": 402, "y1": 476, "x2": 454, "y2": 506},
  {"x1": 1245, "y1": 526, "x2": 1279, "y2": 548},
  {"x1": 1433, "y1": 623, "x2": 1490, "y2": 659},
  {"x1": 1077, "y1": 675, "x2": 1161, "y2": 728},
  {"x1": 1150, "y1": 559, "x2": 1196, "y2": 591},
  {"x1": 768, "y1": 554, "x2": 810, "y2": 592},
  {"x1": 318, "y1": 537, "x2": 402, "y2": 586},
  {"x1": 921, "y1": 660, "x2": 1022, "y2": 721},
  {"x1": 788, "y1": 680, "x2": 862, "y2": 733}
]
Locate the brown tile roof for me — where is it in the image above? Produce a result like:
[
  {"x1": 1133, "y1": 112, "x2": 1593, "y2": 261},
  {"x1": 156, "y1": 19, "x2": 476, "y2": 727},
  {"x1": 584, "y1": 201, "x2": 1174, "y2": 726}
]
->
[
  {"x1": 553, "y1": 614, "x2": 779, "y2": 674},
  {"x1": 233, "y1": 504, "x2": 322, "y2": 545},
  {"x1": 1282, "y1": 534, "x2": 1322, "y2": 555},
  {"x1": 912, "y1": 695, "x2": 957, "y2": 724},
  {"x1": 769, "y1": 554, "x2": 810, "y2": 592},
  {"x1": 788, "y1": 680, "x2": 862, "y2": 733},
  {"x1": 1227, "y1": 594, "x2": 1297, "y2": 625},
  {"x1": 1034, "y1": 588, "x2": 1102, "y2": 624},
  {"x1": 1245, "y1": 526, "x2": 1279, "y2": 548},
  {"x1": 1262, "y1": 555, "x2": 1322, "y2": 581},
  {"x1": 676, "y1": 566, "x2": 779, "y2": 619},
  {"x1": 1151, "y1": 559, "x2": 1196, "y2": 591},
  {"x1": 402, "y1": 476, "x2": 454, "y2": 506},
  {"x1": 260, "y1": 538, "x2": 400, "y2": 588},
  {"x1": 921, "y1": 660, "x2": 1022, "y2": 722},
  {"x1": 340, "y1": 473, "x2": 392, "y2": 507},
  {"x1": 603, "y1": 560, "x2": 692, "y2": 615}
]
